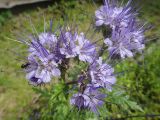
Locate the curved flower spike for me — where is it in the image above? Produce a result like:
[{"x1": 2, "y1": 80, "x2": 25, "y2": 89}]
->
[
  {"x1": 90, "y1": 57, "x2": 116, "y2": 91},
  {"x1": 95, "y1": 0, "x2": 136, "y2": 28},
  {"x1": 104, "y1": 19, "x2": 145, "y2": 59},
  {"x1": 75, "y1": 32, "x2": 97, "y2": 63},
  {"x1": 70, "y1": 85, "x2": 106, "y2": 113}
]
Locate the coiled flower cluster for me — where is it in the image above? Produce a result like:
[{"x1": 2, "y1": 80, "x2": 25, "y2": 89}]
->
[
  {"x1": 20, "y1": 0, "x2": 147, "y2": 114},
  {"x1": 95, "y1": 0, "x2": 145, "y2": 59}
]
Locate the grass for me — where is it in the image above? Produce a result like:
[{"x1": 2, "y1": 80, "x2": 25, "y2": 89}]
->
[{"x1": 0, "y1": 0, "x2": 159, "y2": 119}]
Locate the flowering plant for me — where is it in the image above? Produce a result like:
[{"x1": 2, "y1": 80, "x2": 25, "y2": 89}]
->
[{"x1": 17, "y1": 0, "x2": 148, "y2": 119}]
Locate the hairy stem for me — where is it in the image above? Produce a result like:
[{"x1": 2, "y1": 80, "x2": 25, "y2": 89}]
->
[{"x1": 66, "y1": 80, "x2": 77, "y2": 85}]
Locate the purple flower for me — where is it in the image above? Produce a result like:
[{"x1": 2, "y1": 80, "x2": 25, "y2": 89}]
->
[
  {"x1": 60, "y1": 31, "x2": 78, "y2": 58},
  {"x1": 70, "y1": 93, "x2": 87, "y2": 110},
  {"x1": 39, "y1": 32, "x2": 57, "y2": 46},
  {"x1": 104, "y1": 19, "x2": 145, "y2": 59},
  {"x1": 75, "y1": 33, "x2": 97, "y2": 63},
  {"x1": 24, "y1": 56, "x2": 43, "y2": 85},
  {"x1": 95, "y1": 0, "x2": 136, "y2": 28},
  {"x1": 90, "y1": 57, "x2": 116, "y2": 91},
  {"x1": 70, "y1": 85, "x2": 106, "y2": 113},
  {"x1": 24, "y1": 37, "x2": 61, "y2": 85},
  {"x1": 28, "y1": 33, "x2": 56, "y2": 56}
]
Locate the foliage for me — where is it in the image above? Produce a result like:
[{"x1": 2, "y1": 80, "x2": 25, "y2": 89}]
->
[{"x1": 0, "y1": 10, "x2": 12, "y2": 26}]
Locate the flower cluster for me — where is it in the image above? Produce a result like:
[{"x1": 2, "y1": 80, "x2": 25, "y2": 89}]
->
[
  {"x1": 71, "y1": 0, "x2": 146, "y2": 113},
  {"x1": 23, "y1": 27, "x2": 97, "y2": 86},
  {"x1": 70, "y1": 85, "x2": 106, "y2": 113},
  {"x1": 22, "y1": 25, "x2": 115, "y2": 112},
  {"x1": 95, "y1": 0, "x2": 136, "y2": 28},
  {"x1": 60, "y1": 31, "x2": 97, "y2": 63},
  {"x1": 90, "y1": 57, "x2": 116, "y2": 91},
  {"x1": 95, "y1": 0, "x2": 145, "y2": 59},
  {"x1": 25, "y1": 33, "x2": 61, "y2": 86},
  {"x1": 104, "y1": 20, "x2": 145, "y2": 58},
  {"x1": 20, "y1": 0, "x2": 147, "y2": 115},
  {"x1": 70, "y1": 57, "x2": 116, "y2": 113}
]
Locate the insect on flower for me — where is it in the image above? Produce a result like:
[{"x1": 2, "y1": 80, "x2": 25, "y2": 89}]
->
[{"x1": 21, "y1": 63, "x2": 30, "y2": 69}]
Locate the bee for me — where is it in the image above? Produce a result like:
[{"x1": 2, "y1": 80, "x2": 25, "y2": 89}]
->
[
  {"x1": 79, "y1": 82, "x2": 86, "y2": 94},
  {"x1": 21, "y1": 63, "x2": 30, "y2": 69}
]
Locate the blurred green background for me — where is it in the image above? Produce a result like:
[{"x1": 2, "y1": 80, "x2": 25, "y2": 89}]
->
[{"x1": 0, "y1": 0, "x2": 159, "y2": 119}]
